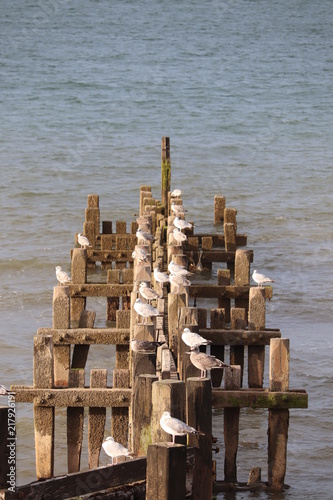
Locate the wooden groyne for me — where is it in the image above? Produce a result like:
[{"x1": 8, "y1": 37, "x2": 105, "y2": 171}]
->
[{"x1": 1, "y1": 137, "x2": 308, "y2": 499}]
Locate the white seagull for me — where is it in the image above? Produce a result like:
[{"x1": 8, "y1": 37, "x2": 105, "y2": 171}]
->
[
  {"x1": 188, "y1": 347, "x2": 230, "y2": 378},
  {"x1": 55, "y1": 266, "x2": 71, "y2": 286},
  {"x1": 170, "y1": 189, "x2": 182, "y2": 198},
  {"x1": 131, "y1": 339, "x2": 165, "y2": 352},
  {"x1": 136, "y1": 228, "x2": 155, "y2": 243},
  {"x1": 139, "y1": 282, "x2": 162, "y2": 304},
  {"x1": 153, "y1": 267, "x2": 170, "y2": 285},
  {"x1": 134, "y1": 298, "x2": 159, "y2": 323},
  {"x1": 168, "y1": 260, "x2": 193, "y2": 277},
  {"x1": 169, "y1": 273, "x2": 191, "y2": 294},
  {"x1": 173, "y1": 228, "x2": 187, "y2": 245},
  {"x1": 132, "y1": 247, "x2": 148, "y2": 264},
  {"x1": 173, "y1": 216, "x2": 193, "y2": 232},
  {"x1": 160, "y1": 411, "x2": 203, "y2": 445},
  {"x1": 252, "y1": 270, "x2": 275, "y2": 288},
  {"x1": 102, "y1": 436, "x2": 131, "y2": 465},
  {"x1": 78, "y1": 233, "x2": 91, "y2": 248},
  {"x1": 182, "y1": 328, "x2": 212, "y2": 348}
]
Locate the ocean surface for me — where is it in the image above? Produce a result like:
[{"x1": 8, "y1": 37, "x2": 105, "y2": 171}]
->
[{"x1": 0, "y1": 0, "x2": 332, "y2": 497}]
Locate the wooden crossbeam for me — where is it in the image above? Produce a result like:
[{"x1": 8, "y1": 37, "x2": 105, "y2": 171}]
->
[
  {"x1": 37, "y1": 328, "x2": 130, "y2": 345},
  {"x1": 212, "y1": 388, "x2": 308, "y2": 409},
  {"x1": 200, "y1": 328, "x2": 281, "y2": 345},
  {"x1": 68, "y1": 284, "x2": 133, "y2": 297},
  {"x1": 189, "y1": 285, "x2": 273, "y2": 300},
  {"x1": 10, "y1": 387, "x2": 132, "y2": 407},
  {"x1": 183, "y1": 249, "x2": 252, "y2": 263},
  {"x1": 185, "y1": 233, "x2": 248, "y2": 247}
]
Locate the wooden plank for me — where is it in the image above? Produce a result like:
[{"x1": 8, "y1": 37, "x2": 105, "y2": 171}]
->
[
  {"x1": 88, "y1": 369, "x2": 107, "y2": 469},
  {"x1": 11, "y1": 387, "x2": 132, "y2": 407},
  {"x1": 68, "y1": 283, "x2": 133, "y2": 297},
  {"x1": 211, "y1": 389, "x2": 308, "y2": 409},
  {"x1": 3, "y1": 458, "x2": 147, "y2": 500},
  {"x1": 131, "y1": 374, "x2": 159, "y2": 456},
  {"x1": 67, "y1": 369, "x2": 85, "y2": 473},
  {"x1": 184, "y1": 233, "x2": 248, "y2": 247},
  {"x1": 199, "y1": 328, "x2": 281, "y2": 345},
  {"x1": 37, "y1": 328, "x2": 130, "y2": 345},
  {"x1": 189, "y1": 284, "x2": 273, "y2": 300},
  {"x1": 183, "y1": 248, "x2": 251, "y2": 262}
]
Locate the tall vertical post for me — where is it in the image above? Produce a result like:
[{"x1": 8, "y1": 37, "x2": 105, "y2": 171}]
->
[
  {"x1": 268, "y1": 338, "x2": 290, "y2": 490},
  {"x1": 67, "y1": 368, "x2": 85, "y2": 473},
  {"x1": 88, "y1": 369, "x2": 107, "y2": 469},
  {"x1": 161, "y1": 137, "x2": 171, "y2": 214},
  {"x1": 151, "y1": 380, "x2": 186, "y2": 445},
  {"x1": 187, "y1": 378, "x2": 212, "y2": 500},
  {"x1": 248, "y1": 287, "x2": 266, "y2": 388},
  {"x1": 224, "y1": 365, "x2": 241, "y2": 483},
  {"x1": 146, "y1": 443, "x2": 186, "y2": 500},
  {"x1": 53, "y1": 286, "x2": 71, "y2": 387}
]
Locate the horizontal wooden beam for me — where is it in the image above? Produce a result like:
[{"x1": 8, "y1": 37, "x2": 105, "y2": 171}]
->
[
  {"x1": 188, "y1": 233, "x2": 248, "y2": 247},
  {"x1": 200, "y1": 328, "x2": 281, "y2": 345},
  {"x1": 37, "y1": 328, "x2": 130, "y2": 345},
  {"x1": 3, "y1": 457, "x2": 146, "y2": 499},
  {"x1": 212, "y1": 388, "x2": 308, "y2": 409},
  {"x1": 189, "y1": 285, "x2": 273, "y2": 300},
  {"x1": 68, "y1": 284, "x2": 133, "y2": 297},
  {"x1": 183, "y1": 249, "x2": 252, "y2": 263},
  {"x1": 10, "y1": 387, "x2": 132, "y2": 407},
  {"x1": 87, "y1": 249, "x2": 135, "y2": 262}
]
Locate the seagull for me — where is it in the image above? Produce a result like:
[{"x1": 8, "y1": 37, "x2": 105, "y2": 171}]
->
[
  {"x1": 252, "y1": 270, "x2": 275, "y2": 288},
  {"x1": 0, "y1": 385, "x2": 9, "y2": 395},
  {"x1": 160, "y1": 411, "x2": 203, "y2": 445},
  {"x1": 153, "y1": 267, "x2": 170, "y2": 285},
  {"x1": 131, "y1": 339, "x2": 165, "y2": 352},
  {"x1": 102, "y1": 436, "x2": 131, "y2": 465},
  {"x1": 171, "y1": 203, "x2": 185, "y2": 215},
  {"x1": 132, "y1": 247, "x2": 148, "y2": 264},
  {"x1": 173, "y1": 217, "x2": 193, "y2": 232},
  {"x1": 168, "y1": 260, "x2": 193, "y2": 277},
  {"x1": 78, "y1": 233, "x2": 91, "y2": 248},
  {"x1": 139, "y1": 282, "x2": 162, "y2": 304},
  {"x1": 55, "y1": 266, "x2": 71, "y2": 286},
  {"x1": 169, "y1": 273, "x2": 191, "y2": 293},
  {"x1": 188, "y1": 347, "x2": 230, "y2": 378},
  {"x1": 173, "y1": 228, "x2": 187, "y2": 245},
  {"x1": 134, "y1": 298, "x2": 159, "y2": 323},
  {"x1": 136, "y1": 228, "x2": 155, "y2": 243},
  {"x1": 182, "y1": 328, "x2": 212, "y2": 348},
  {"x1": 170, "y1": 189, "x2": 182, "y2": 198}
]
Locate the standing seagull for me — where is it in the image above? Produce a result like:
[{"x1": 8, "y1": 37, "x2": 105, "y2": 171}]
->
[
  {"x1": 173, "y1": 217, "x2": 193, "y2": 232},
  {"x1": 160, "y1": 411, "x2": 203, "y2": 445},
  {"x1": 171, "y1": 203, "x2": 185, "y2": 215},
  {"x1": 132, "y1": 247, "x2": 148, "y2": 264},
  {"x1": 134, "y1": 298, "x2": 159, "y2": 323},
  {"x1": 55, "y1": 266, "x2": 71, "y2": 286},
  {"x1": 182, "y1": 328, "x2": 212, "y2": 348},
  {"x1": 173, "y1": 228, "x2": 187, "y2": 245},
  {"x1": 171, "y1": 189, "x2": 182, "y2": 198},
  {"x1": 169, "y1": 273, "x2": 191, "y2": 294},
  {"x1": 136, "y1": 228, "x2": 155, "y2": 244},
  {"x1": 153, "y1": 267, "x2": 170, "y2": 285},
  {"x1": 168, "y1": 260, "x2": 193, "y2": 277},
  {"x1": 188, "y1": 347, "x2": 230, "y2": 378},
  {"x1": 139, "y1": 282, "x2": 162, "y2": 304},
  {"x1": 252, "y1": 270, "x2": 275, "y2": 288},
  {"x1": 102, "y1": 436, "x2": 131, "y2": 465},
  {"x1": 78, "y1": 233, "x2": 92, "y2": 248}
]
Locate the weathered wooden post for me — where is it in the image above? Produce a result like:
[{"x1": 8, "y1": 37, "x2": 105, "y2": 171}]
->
[
  {"x1": 146, "y1": 443, "x2": 186, "y2": 500},
  {"x1": 224, "y1": 366, "x2": 242, "y2": 483},
  {"x1": 33, "y1": 335, "x2": 54, "y2": 479},
  {"x1": 84, "y1": 194, "x2": 100, "y2": 251},
  {"x1": 88, "y1": 369, "x2": 107, "y2": 469},
  {"x1": 248, "y1": 287, "x2": 266, "y2": 388},
  {"x1": 230, "y1": 308, "x2": 246, "y2": 386},
  {"x1": 70, "y1": 248, "x2": 87, "y2": 322},
  {"x1": 71, "y1": 309, "x2": 96, "y2": 369},
  {"x1": 217, "y1": 269, "x2": 231, "y2": 323},
  {"x1": 131, "y1": 374, "x2": 159, "y2": 456},
  {"x1": 112, "y1": 369, "x2": 130, "y2": 448},
  {"x1": 53, "y1": 286, "x2": 70, "y2": 387},
  {"x1": 210, "y1": 308, "x2": 226, "y2": 387},
  {"x1": 187, "y1": 377, "x2": 212, "y2": 500},
  {"x1": 107, "y1": 269, "x2": 120, "y2": 322},
  {"x1": 161, "y1": 137, "x2": 171, "y2": 214},
  {"x1": 151, "y1": 380, "x2": 186, "y2": 444},
  {"x1": 214, "y1": 195, "x2": 225, "y2": 224},
  {"x1": 67, "y1": 368, "x2": 85, "y2": 473},
  {"x1": 178, "y1": 307, "x2": 200, "y2": 380},
  {"x1": 268, "y1": 338, "x2": 290, "y2": 490},
  {"x1": 168, "y1": 292, "x2": 187, "y2": 360}
]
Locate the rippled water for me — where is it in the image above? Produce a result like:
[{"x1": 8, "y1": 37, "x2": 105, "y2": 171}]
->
[{"x1": 1, "y1": 0, "x2": 332, "y2": 497}]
